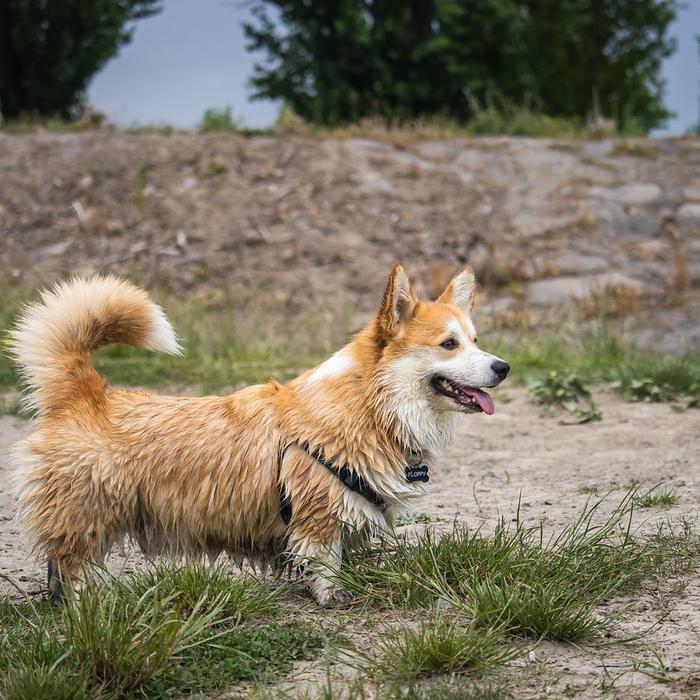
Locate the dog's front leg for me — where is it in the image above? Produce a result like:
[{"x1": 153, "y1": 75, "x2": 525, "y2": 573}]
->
[{"x1": 301, "y1": 540, "x2": 353, "y2": 606}]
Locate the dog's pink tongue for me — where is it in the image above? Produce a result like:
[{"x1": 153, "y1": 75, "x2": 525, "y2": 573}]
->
[{"x1": 466, "y1": 388, "x2": 495, "y2": 415}]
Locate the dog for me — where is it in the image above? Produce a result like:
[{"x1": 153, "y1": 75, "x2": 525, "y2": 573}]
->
[{"x1": 9, "y1": 264, "x2": 509, "y2": 604}]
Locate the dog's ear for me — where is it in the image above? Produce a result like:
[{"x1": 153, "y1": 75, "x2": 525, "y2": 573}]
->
[
  {"x1": 377, "y1": 263, "x2": 417, "y2": 337},
  {"x1": 436, "y1": 267, "x2": 477, "y2": 313}
]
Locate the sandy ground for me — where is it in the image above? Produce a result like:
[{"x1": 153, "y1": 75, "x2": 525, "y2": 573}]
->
[{"x1": 1, "y1": 388, "x2": 699, "y2": 698}]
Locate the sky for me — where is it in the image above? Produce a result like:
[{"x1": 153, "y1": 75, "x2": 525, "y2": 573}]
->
[{"x1": 88, "y1": 0, "x2": 700, "y2": 135}]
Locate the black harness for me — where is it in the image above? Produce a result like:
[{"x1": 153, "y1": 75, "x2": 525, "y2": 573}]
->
[{"x1": 278, "y1": 442, "x2": 428, "y2": 525}]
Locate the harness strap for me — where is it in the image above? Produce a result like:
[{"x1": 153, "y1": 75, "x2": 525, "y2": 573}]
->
[
  {"x1": 301, "y1": 441, "x2": 387, "y2": 510},
  {"x1": 277, "y1": 441, "x2": 387, "y2": 525},
  {"x1": 278, "y1": 445, "x2": 294, "y2": 525}
]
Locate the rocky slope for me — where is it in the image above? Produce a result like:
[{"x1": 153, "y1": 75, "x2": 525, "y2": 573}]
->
[{"x1": 1, "y1": 132, "x2": 698, "y2": 351}]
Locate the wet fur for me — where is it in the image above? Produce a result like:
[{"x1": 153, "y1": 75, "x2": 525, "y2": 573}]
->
[{"x1": 9, "y1": 266, "x2": 506, "y2": 603}]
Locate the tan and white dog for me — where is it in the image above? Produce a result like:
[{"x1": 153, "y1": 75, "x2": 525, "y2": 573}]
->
[{"x1": 9, "y1": 264, "x2": 509, "y2": 604}]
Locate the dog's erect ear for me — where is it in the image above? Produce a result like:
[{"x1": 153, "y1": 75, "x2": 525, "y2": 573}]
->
[
  {"x1": 436, "y1": 267, "x2": 477, "y2": 313},
  {"x1": 377, "y1": 263, "x2": 417, "y2": 337}
]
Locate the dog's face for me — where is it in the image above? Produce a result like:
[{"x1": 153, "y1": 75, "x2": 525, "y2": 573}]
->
[{"x1": 376, "y1": 264, "x2": 509, "y2": 415}]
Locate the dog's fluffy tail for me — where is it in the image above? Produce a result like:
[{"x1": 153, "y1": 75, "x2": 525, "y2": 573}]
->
[{"x1": 8, "y1": 275, "x2": 181, "y2": 415}]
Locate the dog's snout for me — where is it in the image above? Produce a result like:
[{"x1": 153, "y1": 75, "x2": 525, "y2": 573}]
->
[{"x1": 491, "y1": 360, "x2": 510, "y2": 381}]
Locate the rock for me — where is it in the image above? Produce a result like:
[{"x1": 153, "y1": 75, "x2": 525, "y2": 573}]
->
[
  {"x1": 36, "y1": 239, "x2": 73, "y2": 260},
  {"x1": 683, "y1": 186, "x2": 700, "y2": 201},
  {"x1": 414, "y1": 141, "x2": 457, "y2": 161},
  {"x1": 551, "y1": 252, "x2": 609, "y2": 275},
  {"x1": 580, "y1": 140, "x2": 614, "y2": 158},
  {"x1": 511, "y1": 212, "x2": 583, "y2": 238},
  {"x1": 350, "y1": 169, "x2": 395, "y2": 194},
  {"x1": 589, "y1": 183, "x2": 661, "y2": 206},
  {"x1": 635, "y1": 239, "x2": 668, "y2": 260},
  {"x1": 526, "y1": 273, "x2": 643, "y2": 305},
  {"x1": 678, "y1": 203, "x2": 700, "y2": 221},
  {"x1": 584, "y1": 199, "x2": 658, "y2": 236}
]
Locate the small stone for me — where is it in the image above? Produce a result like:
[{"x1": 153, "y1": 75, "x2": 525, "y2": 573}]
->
[
  {"x1": 590, "y1": 183, "x2": 661, "y2": 205},
  {"x1": 552, "y1": 252, "x2": 609, "y2": 275},
  {"x1": 635, "y1": 239, "x2": 667, "y2": 260},
  {"x1": 526, "y1": 273, "x2": 642, "y2": 305},
  {"x1": 36, "y1": 240, "x2": 72, "y2": 260},
  {"x1": 683, "y1": 186, "x2": 700, "y2": 201},
  {"x1": 678, "y1": 203, "x2": 700, "y2": 221}
]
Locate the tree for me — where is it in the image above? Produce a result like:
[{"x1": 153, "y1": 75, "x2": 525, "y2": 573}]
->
[
  {"x1": 243, "y1": 0, "x2": 678, "y2": 131},
  {"x1": 0, "y1": 0, "x2": 161, "y2": 121}
]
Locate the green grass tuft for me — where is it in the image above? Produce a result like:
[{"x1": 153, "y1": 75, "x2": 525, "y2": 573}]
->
[
  {"x1": 366, "y1": 618, "x2": 519, "y2": 682},
  {"x1": 334, "y1": 492, "x2": 700, "y2": 642},
  {"x1": 164, "y1": 621, "x2": 328, "y2": 694},
  {"x1": 1, "y1": 666, "x2": 93, "y2": 700},
  {"x1": 58, "y1": 577, "x2": 227, "y2": 694},
  {"x1": 200, "y1": 106, "x2": 241, "y2": 132},
  {"x1": 492, "y1": 330, "x2": 700, "y2": 407},
  {"x1": 121, "y1": 561, "x2": 280, "y2": 622},
  {"x1": 0, "y1": 566, "x2": 327, "y2": 699},
  {"x1": 634, "y1": 487, "x2": 681, "y2": 509}
]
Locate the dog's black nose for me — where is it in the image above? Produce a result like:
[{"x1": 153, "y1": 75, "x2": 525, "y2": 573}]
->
[{"x1": 491, "y1": 360, "x2": 510, "y2": 380}]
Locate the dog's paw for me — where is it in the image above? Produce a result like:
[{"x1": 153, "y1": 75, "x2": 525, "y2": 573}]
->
[
  {"x1": 311, "y1": 579, "x2": 355, "y2": 607},
  {"x1": 327, "y1": 588, "x2": 355, "y2": 608}
]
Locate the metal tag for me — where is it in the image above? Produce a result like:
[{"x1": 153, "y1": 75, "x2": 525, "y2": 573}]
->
[{"x1": 405, "y1": 464, "x2": 429, "y2": 484}]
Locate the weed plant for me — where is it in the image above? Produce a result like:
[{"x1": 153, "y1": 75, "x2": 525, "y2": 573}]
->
[{"x1": 527, "y1": 371, "x2": 601, "y2": 422}]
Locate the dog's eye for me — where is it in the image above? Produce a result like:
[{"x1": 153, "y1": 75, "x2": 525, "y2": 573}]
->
[{"x1": 441, "y1": 338, "x2": 459, "y2": 351}]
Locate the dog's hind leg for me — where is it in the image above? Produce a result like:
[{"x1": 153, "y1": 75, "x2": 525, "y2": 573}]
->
[
  {"x1": 47, "y1": 559, "x2": 63, "y2": 601},
  {"x1": 46, "y1": 556, "x2": 85, "y2": 601}
]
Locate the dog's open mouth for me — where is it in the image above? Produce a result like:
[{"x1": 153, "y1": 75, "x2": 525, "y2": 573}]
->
[{"x1": 430, "y1": 376, "x2": 495, "y2": 415}]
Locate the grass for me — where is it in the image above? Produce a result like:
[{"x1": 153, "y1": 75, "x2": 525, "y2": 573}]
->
[
  {"x1": 0, "y1": 567, "x2": 328, "y2": 699},
  {"x1": 0, "y1": 279, "x2": 338, "y2": 399},
  {"x1": 1, "y1": 495, "x2": 698, "y2": 697},
  {"x1": 2, "y1": 100, "x2": 648, "y2": 140},
  {"x1": 2, "y1": 278, "x2": 699, "y2": 413},
  {"x1": 333, "y1": 491, "x2": 700, "y2": 642},
  {"x1": 120, "y1": 561, "x2": 281, "y2": 621},
  {"x1": 610, "y1": 141, "x2": 658, "y2": 158},
  {"x1": 634, "y1": 487, "x2": 681, "y2": 509},
  {"x1": 490, "y1": 329, "x2": 700, "y2": 408},
  {"x1": 365, "y1": 619, "x2": 520, "y2": 682},
  {"x1": 199, "y1": 106, "x2": 267, "y2": 136}
]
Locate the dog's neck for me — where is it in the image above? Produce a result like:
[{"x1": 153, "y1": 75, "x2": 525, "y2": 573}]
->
[{"x1": 286, "y1": 332, "x2": 455, "y2": 473}]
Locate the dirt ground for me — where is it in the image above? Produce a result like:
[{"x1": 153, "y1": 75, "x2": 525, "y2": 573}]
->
[{"x1": 1, "y1": 387, "x2": 698, "y2": 697}]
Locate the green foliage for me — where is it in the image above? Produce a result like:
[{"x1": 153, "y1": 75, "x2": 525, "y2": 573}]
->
[
  {"x1": 244, "y1": 0, "x2": 678, "y2": 131},
  {"x1": 200, "y1": 106, "x2": 242, "y2": 132},
  {"x1": 0, "y1": 1, "x2": 161, "y2": 120},
  {"x1": 528, "y1": 371, "x2": 602, "y2": 423},
  {"x1": 610, "y1": 377, "x2": 677, "y2": 403},
  {"x1": 491, "y1": 330, "x2": 700, "y2": 407},
  {"x1": 334, "y1": 492, "x2": 700, "y2": 641},
  {"x1": 464, "y1": 95, "x2": 582, "y2": 137},
  {"x1": 58, "y1": 579, "x2": 226, "y2": 694}
]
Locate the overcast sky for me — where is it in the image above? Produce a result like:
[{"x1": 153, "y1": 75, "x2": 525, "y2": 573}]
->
[{"x1": 88, "y1": 0, "x2": 700, "y2": 135}]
